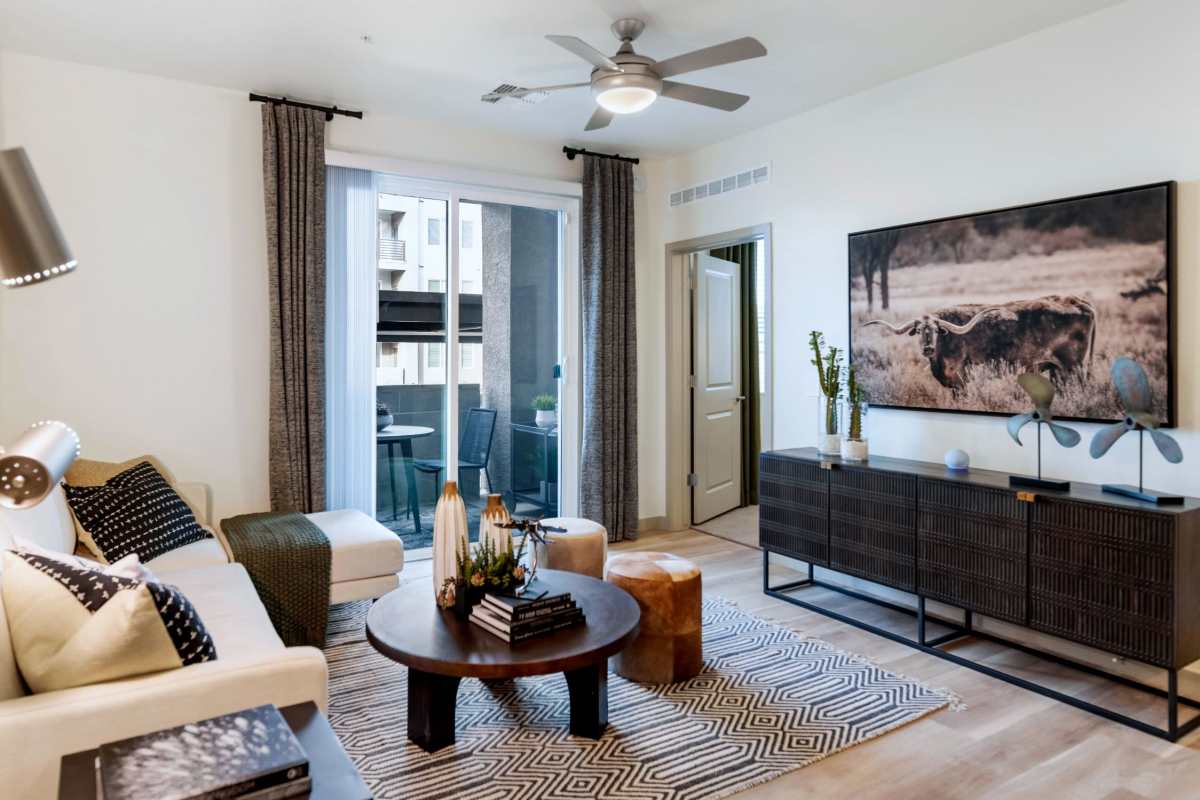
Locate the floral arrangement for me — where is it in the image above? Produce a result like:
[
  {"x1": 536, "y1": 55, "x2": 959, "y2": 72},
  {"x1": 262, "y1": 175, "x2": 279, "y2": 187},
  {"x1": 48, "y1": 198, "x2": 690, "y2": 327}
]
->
[{"x1": 437, "y1": 519, "x2": 563, "y2": 611}]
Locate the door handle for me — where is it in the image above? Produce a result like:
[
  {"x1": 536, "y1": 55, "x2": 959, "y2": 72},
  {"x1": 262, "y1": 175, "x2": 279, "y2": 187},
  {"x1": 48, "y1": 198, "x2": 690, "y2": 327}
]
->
[{"x1": 735, "y1": 395, "x2": 747, "y2": 402}]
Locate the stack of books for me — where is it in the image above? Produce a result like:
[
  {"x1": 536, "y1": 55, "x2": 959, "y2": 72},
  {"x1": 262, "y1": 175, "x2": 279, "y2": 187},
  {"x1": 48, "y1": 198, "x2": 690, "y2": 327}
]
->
[
  {"x1": 95, "y1": 705, "x2": 310, "y2": 800},
  {"x1": 470, "y1": 590, "x2": 585, "y2": 643}
]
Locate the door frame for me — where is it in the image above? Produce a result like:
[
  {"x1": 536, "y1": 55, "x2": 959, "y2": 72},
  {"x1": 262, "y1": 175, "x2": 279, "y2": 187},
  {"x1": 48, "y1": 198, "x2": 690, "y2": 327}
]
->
[
  {"x1": 369, "y1": 169, "x2": 583, "y2": 524},
  {"x1": 664, "y1": 224, "x2": 773, "y2": 532}
]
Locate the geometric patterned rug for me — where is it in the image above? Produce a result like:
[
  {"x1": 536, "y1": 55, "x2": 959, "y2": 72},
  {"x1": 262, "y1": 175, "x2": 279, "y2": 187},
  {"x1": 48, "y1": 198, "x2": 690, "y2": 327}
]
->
[{"x1": 325, "y1": 597, "x2": 959, "y2": 800}]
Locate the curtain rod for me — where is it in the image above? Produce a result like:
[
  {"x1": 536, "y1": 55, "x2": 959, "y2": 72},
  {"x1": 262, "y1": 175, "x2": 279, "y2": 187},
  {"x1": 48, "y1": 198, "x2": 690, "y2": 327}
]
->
[
  {"x1": 249, "y1": 93, "x2": 364, "y2": 121},
  {"x1": 562, "y1": 146, "x2": 639, "y2": 165}
]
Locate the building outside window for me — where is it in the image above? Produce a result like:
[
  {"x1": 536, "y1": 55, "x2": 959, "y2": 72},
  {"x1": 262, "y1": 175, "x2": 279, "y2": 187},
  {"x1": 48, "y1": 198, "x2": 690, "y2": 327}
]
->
[
  {"x1": 461, "y1": 220, "x2": 475, "y2": 249},
  {"x1": 427, "y1": 218, "x2": 441, "y2": 246}
]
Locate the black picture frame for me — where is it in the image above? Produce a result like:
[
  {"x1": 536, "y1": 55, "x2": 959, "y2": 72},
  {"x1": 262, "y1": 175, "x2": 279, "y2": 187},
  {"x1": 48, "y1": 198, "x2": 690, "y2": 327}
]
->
[{"x1": 847, "y1": 181, "x2": 1176, "y2": 426}]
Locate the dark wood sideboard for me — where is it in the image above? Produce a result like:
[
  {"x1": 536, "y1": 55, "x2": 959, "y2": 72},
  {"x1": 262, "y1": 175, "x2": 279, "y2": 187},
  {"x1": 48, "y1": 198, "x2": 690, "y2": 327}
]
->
[{"x1": 759, "y1": 447, "x2": 1200, "y2": 740}]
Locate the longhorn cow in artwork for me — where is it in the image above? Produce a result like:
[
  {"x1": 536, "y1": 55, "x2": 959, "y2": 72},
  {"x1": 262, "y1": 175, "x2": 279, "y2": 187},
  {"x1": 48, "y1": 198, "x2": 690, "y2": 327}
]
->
[{"x1": 861, "y1": 294, "x2": 1097, "y2": 391}]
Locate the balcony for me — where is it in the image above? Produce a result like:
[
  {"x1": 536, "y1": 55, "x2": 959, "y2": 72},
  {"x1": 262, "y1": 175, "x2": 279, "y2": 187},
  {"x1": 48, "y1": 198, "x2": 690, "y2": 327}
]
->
[{"x1": 379, "y1": 237, "x2": 407, "y2": 264}]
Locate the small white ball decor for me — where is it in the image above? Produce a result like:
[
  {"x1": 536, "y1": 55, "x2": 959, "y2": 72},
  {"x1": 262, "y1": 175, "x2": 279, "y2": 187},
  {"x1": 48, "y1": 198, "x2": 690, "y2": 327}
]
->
[{"x1": 944, "y1": 449, "x2": 970, "y2": 471}]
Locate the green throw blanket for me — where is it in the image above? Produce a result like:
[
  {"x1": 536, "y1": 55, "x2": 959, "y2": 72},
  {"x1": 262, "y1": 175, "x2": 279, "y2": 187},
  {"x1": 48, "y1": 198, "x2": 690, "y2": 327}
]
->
[{"x1": 220, "y1": 512, "x2": 331, "y2": 648}]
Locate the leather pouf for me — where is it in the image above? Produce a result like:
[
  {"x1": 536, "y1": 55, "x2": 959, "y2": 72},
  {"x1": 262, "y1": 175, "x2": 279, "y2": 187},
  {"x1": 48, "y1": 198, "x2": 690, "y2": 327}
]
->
[
  {"x1": 605, "y1": 552, "x2": 702, "y2": 684},
  {"x1": 534, "y1": 517, "x2": 607, "y2": 579}
]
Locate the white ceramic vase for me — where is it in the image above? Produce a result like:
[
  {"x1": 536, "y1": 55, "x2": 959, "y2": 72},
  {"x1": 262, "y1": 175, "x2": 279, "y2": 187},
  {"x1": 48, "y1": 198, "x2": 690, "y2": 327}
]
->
[
  {"x1": 432, "y1": 481, "x2": 469, "y2": 600},
  {"x1": 535, "y1": 409, "x2": 557, "y2": 429},
  {"x1": 479, "y1": 493, "x2": 512, "y2": 556}
]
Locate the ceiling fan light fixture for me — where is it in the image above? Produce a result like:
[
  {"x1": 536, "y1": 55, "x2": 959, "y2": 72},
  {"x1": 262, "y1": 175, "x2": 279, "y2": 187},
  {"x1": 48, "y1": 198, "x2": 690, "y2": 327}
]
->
[
  {"x1": 595, "y1": 86, "x2": 657, "y2": 114},
  {"x1": 592, "y1": 70, "x2": 661, "y2": 114}
]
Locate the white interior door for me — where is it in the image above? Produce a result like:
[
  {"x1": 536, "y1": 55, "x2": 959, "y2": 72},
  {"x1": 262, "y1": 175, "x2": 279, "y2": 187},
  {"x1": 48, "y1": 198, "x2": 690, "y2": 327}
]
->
[{"x1": 692, "y1": 252, "x2": 742, "y2": 524}]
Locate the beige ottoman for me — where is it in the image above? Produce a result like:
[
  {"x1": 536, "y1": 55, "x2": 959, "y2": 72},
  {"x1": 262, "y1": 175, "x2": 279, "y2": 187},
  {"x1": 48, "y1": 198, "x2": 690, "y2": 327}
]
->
[
  {"x1": 534, "y1": 517, "x2": 608, "y2": 579},
  {"x1": 605, "y1": 552, "x2": 702, "y2": 684}
]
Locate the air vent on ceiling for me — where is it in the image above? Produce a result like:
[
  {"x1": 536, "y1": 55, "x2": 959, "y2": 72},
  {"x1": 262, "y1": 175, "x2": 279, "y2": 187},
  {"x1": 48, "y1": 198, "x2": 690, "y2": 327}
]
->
[
  {"x1": 481, "y1": 83, "x2": 550, "y2": 106},
  {"x1": 670, "y1": 164, "x2": 769, "y2": 208}
]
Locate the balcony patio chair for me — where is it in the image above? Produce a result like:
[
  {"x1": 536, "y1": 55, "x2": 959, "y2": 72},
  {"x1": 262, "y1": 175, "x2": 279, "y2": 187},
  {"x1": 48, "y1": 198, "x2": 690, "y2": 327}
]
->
[{"x1": 414, "y1": 407, "x2": 497, "y2": 500}]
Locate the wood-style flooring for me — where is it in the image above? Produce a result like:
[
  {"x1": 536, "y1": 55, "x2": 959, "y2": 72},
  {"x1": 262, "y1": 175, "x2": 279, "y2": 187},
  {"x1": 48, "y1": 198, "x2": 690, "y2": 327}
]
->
[{"x1": 398, "y1": 527, "x2": 1200, "y2": 799}]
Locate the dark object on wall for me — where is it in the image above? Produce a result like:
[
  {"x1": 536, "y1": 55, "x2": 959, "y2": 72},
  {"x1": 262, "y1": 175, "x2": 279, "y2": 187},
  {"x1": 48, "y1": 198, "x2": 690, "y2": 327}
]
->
[
  {"x1": 849, "y1": 182, "x2": 1175, "y2": 424},
  {"x1": 263, "y1": 103, "x2": 327, "y2": 513},
  {"x1": 1007, "y1": 373, "x2": 1079, "y2": 491},
  {"x1": 1090, "y1": 357, "x2": 1184, "y2": 504},
  {"x1": 249, "y1": 92, "x2": 363, "y2": 121},
  {"x1": 759, "y1": 447, "x2": 1200, "y2": 742}
]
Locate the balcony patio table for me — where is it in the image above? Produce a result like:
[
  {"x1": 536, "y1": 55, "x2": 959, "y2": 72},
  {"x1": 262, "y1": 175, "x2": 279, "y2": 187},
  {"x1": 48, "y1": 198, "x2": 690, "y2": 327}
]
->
[{"x1": 378, "y1": 424, "x2": 435, "y2": 533}]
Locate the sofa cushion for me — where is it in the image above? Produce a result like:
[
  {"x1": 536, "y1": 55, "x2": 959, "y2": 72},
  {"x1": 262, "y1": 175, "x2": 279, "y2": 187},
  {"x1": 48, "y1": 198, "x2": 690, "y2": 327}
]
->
[
  {"x1": 145, "y1": 533, "x2": 230, "y2": 573},
  {"x1": 0, "y1": 551, "x2": 217, "y2": 693},
  {"x1": 305, "y1": 509, "x2": 404, "y2": 584},
  {"x1": 63, "y1": 461, "x2": 212, "y2": 564},
  {"x1": 0, "y1": 485, "x2": 76, "y2": 555},
  {"x1": 0, "y1": 582, "x2": 22, "y2": 701},
  {"x1": 163, "y1": 563, "x2": 285, "y2": 658}
]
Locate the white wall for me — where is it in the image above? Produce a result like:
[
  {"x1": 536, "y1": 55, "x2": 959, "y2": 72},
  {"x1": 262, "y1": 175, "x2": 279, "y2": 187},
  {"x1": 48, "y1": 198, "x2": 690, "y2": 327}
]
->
[
  {"x1": 0, "y1": 50, "x2": 664, "y2": 522},
  {"x1": 642, "y1": 0, "x2": 1200, "y2": 509}
]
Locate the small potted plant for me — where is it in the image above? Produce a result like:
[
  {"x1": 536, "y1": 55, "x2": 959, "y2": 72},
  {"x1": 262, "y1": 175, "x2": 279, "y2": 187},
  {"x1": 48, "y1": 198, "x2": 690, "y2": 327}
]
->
[
  {"x1": 376, "y1": 401, "x2": 393, "y2": 432},
  {"x1": 810, "y1": 331, "x2": 843, "y2": 456},
  {"x1": 532, "y1": 393, "x2": 557, "y2": 429},
  {"x1": 841, "y1": 366, "x2": 869, "y2": 461},
  {"x1": 443, "y1": 532, "x2": 533, "y2": 619}
]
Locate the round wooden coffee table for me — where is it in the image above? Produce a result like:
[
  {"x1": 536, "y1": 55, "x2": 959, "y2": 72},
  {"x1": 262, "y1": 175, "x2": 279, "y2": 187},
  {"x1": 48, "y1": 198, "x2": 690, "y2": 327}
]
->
[{"x1": 366, "y1": 569, "x2": 641, "y2": 752}]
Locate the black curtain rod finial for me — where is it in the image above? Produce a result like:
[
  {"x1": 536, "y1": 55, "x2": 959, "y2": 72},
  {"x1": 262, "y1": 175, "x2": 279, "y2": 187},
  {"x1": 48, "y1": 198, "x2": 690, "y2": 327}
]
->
[{"x1": 563, "y1": 145, "x2": 640, "y2": 165}]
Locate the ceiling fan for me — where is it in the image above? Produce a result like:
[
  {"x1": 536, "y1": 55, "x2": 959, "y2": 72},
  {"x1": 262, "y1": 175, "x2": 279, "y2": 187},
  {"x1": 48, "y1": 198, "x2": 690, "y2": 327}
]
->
[{"x1": 481, "y1": 19, "x2": 767, "y2": 131}]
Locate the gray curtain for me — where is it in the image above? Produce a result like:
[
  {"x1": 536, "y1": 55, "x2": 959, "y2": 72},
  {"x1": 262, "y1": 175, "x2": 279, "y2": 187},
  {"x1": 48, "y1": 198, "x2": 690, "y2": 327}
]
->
[
  {"x1": 710, "y1": 243, "x2": 760, "y2": 506},
  {"x1": 262, "y1": 105, "x2": 327, "y2": 513},
  {"x1": 580, "y1": 156, "x2": 638, "y2": 542}
]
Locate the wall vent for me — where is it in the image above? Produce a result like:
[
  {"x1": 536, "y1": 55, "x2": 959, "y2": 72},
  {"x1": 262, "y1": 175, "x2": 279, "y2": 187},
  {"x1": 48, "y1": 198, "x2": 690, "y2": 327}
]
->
[
  {"x1": 670, "y1": 164, "x2": 769, "y2": 208},
  {"x1": 481, "y1": 83, "x2": 550, "y2": 106}
]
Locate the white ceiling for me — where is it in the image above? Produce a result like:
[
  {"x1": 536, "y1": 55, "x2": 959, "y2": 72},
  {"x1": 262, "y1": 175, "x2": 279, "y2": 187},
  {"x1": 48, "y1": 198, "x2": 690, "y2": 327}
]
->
[{"x1": 0, "y1": 0, "x2": 1122, "y2": 157}]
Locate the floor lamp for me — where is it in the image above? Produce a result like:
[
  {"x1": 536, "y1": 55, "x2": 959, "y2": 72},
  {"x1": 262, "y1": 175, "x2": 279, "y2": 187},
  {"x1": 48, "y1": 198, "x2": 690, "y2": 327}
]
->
[{"x1": 0, "y1": 147, "x2": 82, "y2": 508}]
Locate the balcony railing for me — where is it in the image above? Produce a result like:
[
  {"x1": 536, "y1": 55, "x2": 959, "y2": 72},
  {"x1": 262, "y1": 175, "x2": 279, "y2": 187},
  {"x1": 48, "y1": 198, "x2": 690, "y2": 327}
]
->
[{"x1": 379, "y1": 238, "x2": 407, "y2": 263}]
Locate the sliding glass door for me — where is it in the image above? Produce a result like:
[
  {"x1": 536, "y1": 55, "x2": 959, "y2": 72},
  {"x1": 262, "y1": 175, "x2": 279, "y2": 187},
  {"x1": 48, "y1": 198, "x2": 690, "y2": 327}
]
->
[{"x1": 372, "y1": 176, "x2": 579, "y2": 553}]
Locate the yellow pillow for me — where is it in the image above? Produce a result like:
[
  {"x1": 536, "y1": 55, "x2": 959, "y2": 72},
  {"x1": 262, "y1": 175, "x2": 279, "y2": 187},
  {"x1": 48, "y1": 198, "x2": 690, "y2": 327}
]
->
[{"x1": 0, "y1": 550, "x2": 217, "y2": 693}]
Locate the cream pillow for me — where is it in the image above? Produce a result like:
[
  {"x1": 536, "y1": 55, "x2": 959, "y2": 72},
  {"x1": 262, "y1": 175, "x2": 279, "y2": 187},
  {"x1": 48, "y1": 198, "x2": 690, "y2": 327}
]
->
[{"x1": 0, "y1": 550, "x2": 217, "y2": 693}]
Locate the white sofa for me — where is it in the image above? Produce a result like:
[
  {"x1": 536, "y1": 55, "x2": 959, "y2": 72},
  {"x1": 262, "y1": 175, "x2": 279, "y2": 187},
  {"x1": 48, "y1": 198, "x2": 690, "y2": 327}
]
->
[{"x1": 0, "y1": 479, "x2": 404, "y2": 798}]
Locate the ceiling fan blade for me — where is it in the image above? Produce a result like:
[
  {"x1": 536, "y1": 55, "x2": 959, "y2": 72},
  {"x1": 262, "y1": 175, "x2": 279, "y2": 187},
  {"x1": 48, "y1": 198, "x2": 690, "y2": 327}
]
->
[
  {"x1": 1017, "y1": 373, "x2": 1055, "y2": 409},
  {"x1": 1048, "y1": 421, "x2": 1081, "y2": 449},
  {"x1": 546, "y1": 35, "x2": 621, "y2": 71},
  {"x1": 480, "y1": 82, "x2": 589, "y2": 101},
  {"x1": 653, "y1": 36, "x2": 767, "y2": 79},
  {"x1": 1090, "y1": 421, "x2": 1129, "y2": 459},
  {"x1": 1007, "y1": 413, "x2": 1034, "y2": 445},
  {"x1": 1111, "y1": 357, "x2": 1154, "y2": 414},
  {"x1": 1148, "y1": 428, "x2": 1184, "y2": 464},
  {"x1": 585, "y1": 106, "x2": 614, "y2": 131},
  {"x1": 660, "y1": 81, "x2": 750, "y2": 111}
]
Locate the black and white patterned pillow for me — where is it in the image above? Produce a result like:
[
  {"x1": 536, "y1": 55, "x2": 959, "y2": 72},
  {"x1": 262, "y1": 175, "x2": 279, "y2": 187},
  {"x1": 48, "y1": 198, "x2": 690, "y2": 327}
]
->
[
  {"x1": 1, "y1": 550, "x2": 217, "y2": 692},
  {"x1": 62, "y1": 461, "x2": 212, "y2": 564}
]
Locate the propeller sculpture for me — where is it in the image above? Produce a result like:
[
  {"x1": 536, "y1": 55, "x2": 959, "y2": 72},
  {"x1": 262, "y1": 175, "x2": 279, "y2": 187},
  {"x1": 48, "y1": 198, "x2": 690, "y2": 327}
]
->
[
  {"x1": 1007, "y1": 373, "x2": 1080, "y2": 491},
  {"x1": 1090, "y1": 357, "x2": 1183, "y2": 504}
]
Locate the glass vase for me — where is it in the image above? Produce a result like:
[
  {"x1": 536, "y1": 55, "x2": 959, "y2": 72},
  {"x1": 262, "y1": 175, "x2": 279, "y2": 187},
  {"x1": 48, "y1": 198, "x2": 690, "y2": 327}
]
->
[
  {"x1": 840, "y1": 399, "x2": 869, "y2": 461},
  {"x1": 817, "y1": 395, "x2": 841, "y2": 456}
]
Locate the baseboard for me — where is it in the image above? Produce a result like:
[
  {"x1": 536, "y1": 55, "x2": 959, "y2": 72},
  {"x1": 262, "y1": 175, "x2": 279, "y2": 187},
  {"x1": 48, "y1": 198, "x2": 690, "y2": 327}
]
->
[{"x1": 638, "y1": 516, "x2": 668, "y2": 533}]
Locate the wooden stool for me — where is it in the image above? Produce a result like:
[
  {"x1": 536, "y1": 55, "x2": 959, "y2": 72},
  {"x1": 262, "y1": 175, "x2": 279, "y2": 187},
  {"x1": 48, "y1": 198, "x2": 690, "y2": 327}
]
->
[{"x1": 605, "y1": 552, "x2": 702, "y2": 684}]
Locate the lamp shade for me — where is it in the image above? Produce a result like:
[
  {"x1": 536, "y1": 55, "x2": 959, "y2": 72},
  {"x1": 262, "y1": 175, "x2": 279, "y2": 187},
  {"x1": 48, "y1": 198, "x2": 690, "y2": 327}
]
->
[
  {"x1": 0, "y1": 421, "x2": 81, "y2": 509},
  {"x1": 0, "y1": 147, "x2": 76, "y2": 288}
]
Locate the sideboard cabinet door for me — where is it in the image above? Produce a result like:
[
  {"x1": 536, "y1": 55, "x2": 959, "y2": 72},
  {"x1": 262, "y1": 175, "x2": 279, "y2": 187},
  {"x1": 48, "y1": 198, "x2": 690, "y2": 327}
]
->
[
  {"x1": 829, "y1": 465, "x2": 917, "y2": 591},
  {"x1": 1029, "y1": 498, "x2": 1174, "y2": 667},
  {"x1": 759, "y1": 453, "x2": 829, "y2": 565},
  {"x1": 917, "y1": 479, "x2": 1028, "y2": 623}
]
